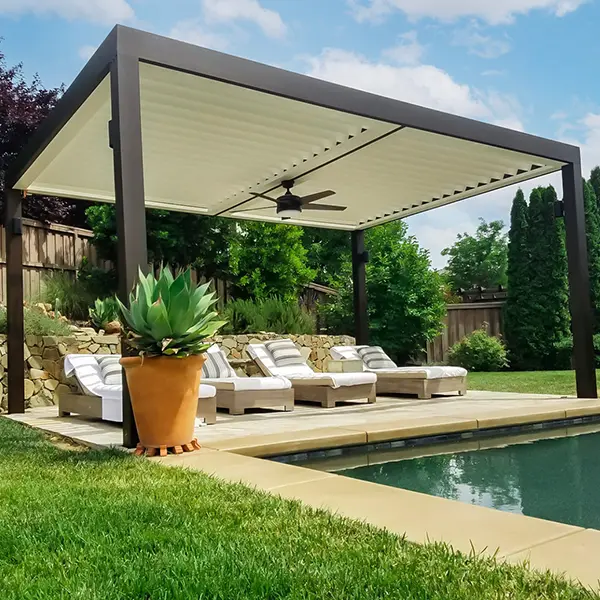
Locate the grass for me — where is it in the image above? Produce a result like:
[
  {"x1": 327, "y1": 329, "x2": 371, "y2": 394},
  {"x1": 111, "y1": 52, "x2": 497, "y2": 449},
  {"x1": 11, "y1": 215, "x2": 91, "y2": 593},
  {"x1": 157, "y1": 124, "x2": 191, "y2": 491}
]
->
[
  {"x1": 0, "y1": 418, "x2": 595, "y2": 599},
  {"x1": 467, "y1": 370, "x2": 600, "y2": 396}
]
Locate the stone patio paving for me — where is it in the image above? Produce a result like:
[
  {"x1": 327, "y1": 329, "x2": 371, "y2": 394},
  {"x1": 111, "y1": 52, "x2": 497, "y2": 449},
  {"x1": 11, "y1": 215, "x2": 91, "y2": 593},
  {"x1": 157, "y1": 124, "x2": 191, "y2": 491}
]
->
[{"x1": 7, "y1": 390, "x2": 600, "y2": 453}]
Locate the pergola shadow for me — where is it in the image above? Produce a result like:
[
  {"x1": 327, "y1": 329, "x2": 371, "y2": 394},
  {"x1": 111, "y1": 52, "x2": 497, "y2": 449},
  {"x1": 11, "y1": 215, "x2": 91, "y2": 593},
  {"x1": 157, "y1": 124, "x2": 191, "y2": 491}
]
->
[{"x1": 4, "y1": 25, "x2": 597, "y2": 447}]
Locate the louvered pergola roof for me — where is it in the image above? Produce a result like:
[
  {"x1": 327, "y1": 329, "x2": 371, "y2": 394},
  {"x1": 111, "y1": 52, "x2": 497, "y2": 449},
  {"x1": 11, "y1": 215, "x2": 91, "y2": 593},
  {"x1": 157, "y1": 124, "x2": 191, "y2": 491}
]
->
[{"x1": 8, "y1": 26, "x2": 576, "y2": 231}]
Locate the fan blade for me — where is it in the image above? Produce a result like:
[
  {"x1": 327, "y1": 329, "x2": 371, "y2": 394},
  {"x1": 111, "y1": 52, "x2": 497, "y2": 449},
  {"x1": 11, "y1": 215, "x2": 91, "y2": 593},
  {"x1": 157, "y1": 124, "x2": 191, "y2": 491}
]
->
[
  {"x1": 249, "y1": 192, "x2": 279, "y2": 203},
  {"x1": 301, "y1": 190, "x2": 336, "y2": 204},
  {"x1": 233, "y1": 206, "x2": 276, "y2": 214},
  {"x1": 303, "y1": 204, "x2": 347, "y2": 212}
]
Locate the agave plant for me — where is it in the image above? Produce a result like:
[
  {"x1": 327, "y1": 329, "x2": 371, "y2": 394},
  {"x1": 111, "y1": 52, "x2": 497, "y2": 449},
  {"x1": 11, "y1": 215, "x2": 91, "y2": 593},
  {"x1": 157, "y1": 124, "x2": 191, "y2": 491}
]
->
[
  {"x1": 117, "y1": 266, "x2": 226, "y2": 357},
  {"x1": 89, "y1": 297, "x2": 119, "y2": 330}
]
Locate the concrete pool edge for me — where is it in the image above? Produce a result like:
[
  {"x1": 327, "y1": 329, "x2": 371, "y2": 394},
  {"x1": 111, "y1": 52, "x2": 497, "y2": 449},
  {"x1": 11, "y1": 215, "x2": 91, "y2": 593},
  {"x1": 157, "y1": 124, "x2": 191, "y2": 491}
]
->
[{"x1": 155, "y1": 447, "x2": 600, "y2": 590}]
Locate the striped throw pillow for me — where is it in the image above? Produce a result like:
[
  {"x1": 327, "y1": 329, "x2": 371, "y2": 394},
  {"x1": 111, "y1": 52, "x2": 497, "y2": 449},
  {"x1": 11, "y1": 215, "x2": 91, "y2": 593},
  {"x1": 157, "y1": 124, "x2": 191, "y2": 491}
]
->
[
  {"x1": 357, "y1": 346, "x2": 396, "y2": 370},
  {"x1": 202, "y1": 350, "x2": 236, "y2": 379},
  {"x1": 265, "y1": 339, "x2": 305, "y2": 368},
  {"x1": 98, "y1": 355, "x2": 123, "y2": 385}
]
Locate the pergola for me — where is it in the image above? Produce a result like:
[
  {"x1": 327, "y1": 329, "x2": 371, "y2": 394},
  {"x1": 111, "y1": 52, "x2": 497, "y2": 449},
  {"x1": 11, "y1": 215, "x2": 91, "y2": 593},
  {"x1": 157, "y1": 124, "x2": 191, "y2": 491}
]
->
[{"x1": 5, "y1": 25, "x2": 597, "y2": 446}]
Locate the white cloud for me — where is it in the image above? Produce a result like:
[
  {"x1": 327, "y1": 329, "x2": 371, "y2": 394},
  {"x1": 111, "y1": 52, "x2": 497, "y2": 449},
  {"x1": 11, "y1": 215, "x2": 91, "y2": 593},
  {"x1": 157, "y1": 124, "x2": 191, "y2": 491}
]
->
[
  {"x1": 78, "y1": 45, "x2": 97, "y2": 61},
  {"x1": 305, "y1": 48, "x2": 523, "y2": 129},
  {"x1": 453, "y1": 23, "x2": 511, "y2": 58},
  {"x1": 202, "y1": 0, "x2": 286, "y2": 38},
  {"x1": 169, "y1": 20, "x2": 229, "y2": 50},
  {"x1": 349, "y1": 0, "x2": 588, "y2": 25},
  {"x1": 382, "y1": 31, "x2": 425, "y2": 65},
  {"x1": 0, "y1": 0, "x2": 134, "y2": 24},
  {"x1": 566, "y1": 113, "x2": 600, "y2": 177}
]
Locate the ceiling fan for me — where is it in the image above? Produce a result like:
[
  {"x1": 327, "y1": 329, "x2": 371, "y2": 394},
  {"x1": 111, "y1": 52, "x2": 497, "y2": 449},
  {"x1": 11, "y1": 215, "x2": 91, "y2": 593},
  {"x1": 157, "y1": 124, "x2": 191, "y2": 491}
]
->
[{"x1": 234, "y1": 180, "x2": 347, "y2": 219}]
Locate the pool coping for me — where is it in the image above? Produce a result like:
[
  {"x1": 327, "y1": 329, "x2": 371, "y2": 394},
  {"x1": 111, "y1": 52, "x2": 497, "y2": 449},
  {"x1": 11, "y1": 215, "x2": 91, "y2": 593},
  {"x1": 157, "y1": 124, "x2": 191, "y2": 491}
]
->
[
  {"x1": 201, "y1": 403, "x2": 600, "y2": 458},
  {"x1": 153, "y1": 407, "x2": 600, "y2": 591},
  {"x1": 8, "y1": 399, "x2": 600, "y2": 589}
]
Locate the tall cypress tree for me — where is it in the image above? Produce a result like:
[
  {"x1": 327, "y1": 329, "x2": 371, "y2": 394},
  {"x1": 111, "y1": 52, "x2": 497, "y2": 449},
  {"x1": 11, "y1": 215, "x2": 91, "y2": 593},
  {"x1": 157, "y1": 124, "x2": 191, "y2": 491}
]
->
[
  {"x1": 589, "y1": 167, "x2": 600, "y2": 210},
  {"x1": 583, "y1": 179, "x2": 600, "y2": 333},
  {"x1": 504, "y1": 189, "x2": 534, "y2": 369},
  {"x1": 527, "y1": 186, "x2": 571, "y2": 369}
]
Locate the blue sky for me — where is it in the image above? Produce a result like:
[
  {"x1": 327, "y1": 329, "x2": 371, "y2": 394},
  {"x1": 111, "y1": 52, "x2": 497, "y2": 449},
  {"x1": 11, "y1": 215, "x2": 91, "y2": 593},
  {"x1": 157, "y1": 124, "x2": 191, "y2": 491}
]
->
[{"x1": 2, "y1": 0, "x2": 600, "y2": 267}]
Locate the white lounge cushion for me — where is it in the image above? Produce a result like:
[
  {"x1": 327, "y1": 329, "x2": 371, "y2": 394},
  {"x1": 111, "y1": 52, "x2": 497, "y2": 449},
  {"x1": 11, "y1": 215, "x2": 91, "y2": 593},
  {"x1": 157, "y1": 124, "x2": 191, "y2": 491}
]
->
[
  {"x1": 264, "y1": 339, "x2": 305, "y2": 368},
  {"x1": 202, "y1": 376, "x2": 292, "y2": 392},
  {"x1": 199, "y1": 384, "x2": 217, "y2": 398},
  {"x1": 248, "y1": 343, "x2": 376, "y2": 389},
  {"x1": 64, "y1": 354, "x2": 217, "y2": 422},
  {"x1": 202, "y1": 349, "x2": 236, "y2": 378},
  {"x1": 289, "y1": 372, "x2": 376, "y2": 388},
  {"x1": 370, "y1": 366, "x2": 467, "y2": 379},
  {"x1": 331, "y1": 346, "x2": 467, "y2": 380},
  {"x1": 247, "y1": 343, "x2": 314, "y2": 378},
  {"x1": 357, "y1": 346, "x2": 396, "y2": 370}
]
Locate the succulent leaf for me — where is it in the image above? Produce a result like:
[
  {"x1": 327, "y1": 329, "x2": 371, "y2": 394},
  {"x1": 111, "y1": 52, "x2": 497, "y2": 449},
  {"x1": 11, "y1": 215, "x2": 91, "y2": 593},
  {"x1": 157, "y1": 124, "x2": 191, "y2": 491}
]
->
[{"x1": 116, "y1": 265, "x2": 226, "y2": 357}]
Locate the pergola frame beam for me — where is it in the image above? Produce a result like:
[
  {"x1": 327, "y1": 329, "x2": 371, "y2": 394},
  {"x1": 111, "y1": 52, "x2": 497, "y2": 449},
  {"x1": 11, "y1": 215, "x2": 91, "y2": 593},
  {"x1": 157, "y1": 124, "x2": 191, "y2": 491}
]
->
[
  {"x1": 4, "y1": 25, "x2": 597, "y2": 442},
  {"x1": 562, "y1": 161, "x2": 597, "y2": 398},
  {"x1": 110, "y1": 51, "x2": 149, "y2": 448}
]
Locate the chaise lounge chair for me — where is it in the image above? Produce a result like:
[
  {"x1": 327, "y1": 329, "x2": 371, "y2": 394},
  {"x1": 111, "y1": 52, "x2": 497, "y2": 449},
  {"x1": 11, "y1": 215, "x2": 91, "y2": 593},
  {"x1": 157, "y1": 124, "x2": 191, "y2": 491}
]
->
[
  {"x1": 61, "y1": 354, "x2": 218, "y2": 424},
  {"x1": 201, "y1": 345, "x2": 294, "y2": 415},
  {"x1": 330, "y1": 345, "x2": 467, "y2": 399},
  {"x1": 248, "y1": 339, "x2": 377, "y2": 408}
]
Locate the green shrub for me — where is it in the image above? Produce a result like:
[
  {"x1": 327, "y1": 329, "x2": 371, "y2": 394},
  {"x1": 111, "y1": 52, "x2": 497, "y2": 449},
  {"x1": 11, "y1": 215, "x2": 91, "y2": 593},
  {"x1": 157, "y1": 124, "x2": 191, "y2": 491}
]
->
[
  {"x1": 40, "y1": 271, "x2": 94, "y2": 320},
  {"x1": 78, "y1": 260, "x2": 118, "y2": 298},
  {"x1": 0, "y1": 307, "x2": 72, "y2": 337},
  {"x1": 89, "y1": 297, "x2": 119, "y2": 330},
  {"x1": 222, "y1": 297, "x2": 316, "y2": 335},
  {"x1": 447, "y1": 327, "x2": 509, "y2": 372},
  {"x1": 551, "y1": 335, "x2": 600, "y2": 369}
]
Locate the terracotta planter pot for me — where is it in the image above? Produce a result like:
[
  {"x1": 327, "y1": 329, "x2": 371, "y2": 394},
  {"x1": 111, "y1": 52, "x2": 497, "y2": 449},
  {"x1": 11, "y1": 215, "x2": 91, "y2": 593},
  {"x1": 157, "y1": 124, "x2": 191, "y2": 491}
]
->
[{"x1": 119, "y1": 354, "x2": 205, "y2": 448}]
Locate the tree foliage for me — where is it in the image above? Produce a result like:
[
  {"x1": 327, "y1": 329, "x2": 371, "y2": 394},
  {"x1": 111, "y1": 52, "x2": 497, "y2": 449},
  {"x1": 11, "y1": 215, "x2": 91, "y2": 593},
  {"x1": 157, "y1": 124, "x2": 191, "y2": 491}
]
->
[
  {"x1": 504, "y1": 189, "x2": 535, "y2": 369},
  {"x1": 301, "y1": 228, "x2": 351, "y2": 287},
  {"x1": 526, "y1": 186, "x2": 570, "y2": 369},
  {"x1": 322, "y1": 221, "x2": 445, "y2": 363},
  {"x1": 229, "y1": 221, "x2": 315, "y2": 302},
  {"x1": 441, "y1": 219, "x2": 508, "y2": 290},
  {"x1": 0, "y1": 49, "x2": 85, "y2": 225},
  {"x1": 85, "y1": 205, "x2": 234, "y2": 280},
  {"x1": 583, "y1": 179, "x2": 600, "y2": 333}
]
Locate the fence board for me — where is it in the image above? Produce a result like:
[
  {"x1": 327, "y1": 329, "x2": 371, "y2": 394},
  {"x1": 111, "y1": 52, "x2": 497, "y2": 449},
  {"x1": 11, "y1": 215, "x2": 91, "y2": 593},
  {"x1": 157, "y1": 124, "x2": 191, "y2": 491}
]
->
[{"x1": 427, "y1": 301, "x2": 505, "y2": 364}]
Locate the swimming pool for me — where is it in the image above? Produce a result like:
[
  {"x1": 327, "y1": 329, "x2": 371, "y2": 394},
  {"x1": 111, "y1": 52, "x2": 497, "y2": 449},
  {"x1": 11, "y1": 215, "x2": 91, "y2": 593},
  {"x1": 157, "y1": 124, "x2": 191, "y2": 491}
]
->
[{"x1": 301, "y1": 426, "x2": 600, "y2": 529}]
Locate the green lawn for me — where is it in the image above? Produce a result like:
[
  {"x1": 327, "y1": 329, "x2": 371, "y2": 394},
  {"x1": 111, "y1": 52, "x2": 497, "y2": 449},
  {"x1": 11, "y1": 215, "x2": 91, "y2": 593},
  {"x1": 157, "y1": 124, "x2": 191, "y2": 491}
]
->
[
  {"x1": 0, "y1": 419, "x2": 594, "y2": 599},
  {"x1": 467, "y1": 370, "x2": 599, "y2": 396}
]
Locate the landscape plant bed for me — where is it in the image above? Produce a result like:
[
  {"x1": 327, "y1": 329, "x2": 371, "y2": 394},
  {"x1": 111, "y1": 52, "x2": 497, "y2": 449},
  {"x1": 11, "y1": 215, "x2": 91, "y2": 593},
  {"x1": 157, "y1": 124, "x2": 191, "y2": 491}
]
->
[{"x1": 0, "y1": 418, "x2": 594, "y2": 599}]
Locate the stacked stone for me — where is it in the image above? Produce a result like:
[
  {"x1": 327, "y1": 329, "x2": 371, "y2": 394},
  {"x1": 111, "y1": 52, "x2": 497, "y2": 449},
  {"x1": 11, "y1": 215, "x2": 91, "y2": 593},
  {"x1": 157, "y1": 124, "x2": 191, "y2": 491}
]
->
[
  {"x1": 0, "y1": 327, "x2": 122, "y2": 412},
  {"x1": 206, "y1": 333, "x2": 356, "y2": 376}
]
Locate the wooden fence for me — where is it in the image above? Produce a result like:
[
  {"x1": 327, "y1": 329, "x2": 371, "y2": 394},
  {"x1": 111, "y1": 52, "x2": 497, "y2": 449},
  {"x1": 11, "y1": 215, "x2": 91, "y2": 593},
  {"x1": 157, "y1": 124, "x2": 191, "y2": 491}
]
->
[
  {"x1": 426, "y1": 301, "x2": 505, "y2": 364},
  {"x1": 0, "y1": 218, "x2": 110, "y2": 304}
]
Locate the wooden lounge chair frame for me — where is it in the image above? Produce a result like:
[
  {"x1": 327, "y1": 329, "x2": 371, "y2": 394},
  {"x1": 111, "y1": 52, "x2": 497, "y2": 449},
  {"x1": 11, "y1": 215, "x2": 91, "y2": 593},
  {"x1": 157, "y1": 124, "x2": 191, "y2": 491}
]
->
[
  {"x1": 215, "y1": 387, "x2": 294, "y2": 415},
  {"x1": 59, "y1": 379, "x2": 217, "y2": 424},
  {"x1": 375, "y1": 376, "x2": 467, "y2": 399}
]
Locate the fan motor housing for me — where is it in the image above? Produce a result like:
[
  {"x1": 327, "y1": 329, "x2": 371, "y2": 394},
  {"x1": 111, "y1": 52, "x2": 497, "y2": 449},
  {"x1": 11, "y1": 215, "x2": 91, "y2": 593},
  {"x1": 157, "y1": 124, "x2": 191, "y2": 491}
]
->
[{"x1": 276, "y1": 195, "x2": 303, "y2": 215}]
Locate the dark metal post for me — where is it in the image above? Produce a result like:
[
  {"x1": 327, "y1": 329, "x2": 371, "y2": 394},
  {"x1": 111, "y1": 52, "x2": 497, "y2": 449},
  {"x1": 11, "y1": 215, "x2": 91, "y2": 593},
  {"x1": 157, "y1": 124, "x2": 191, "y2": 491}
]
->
[
  {"x1": 110, "y1": 53, "x2": 148, "y2": 447},
  {"x1": 351, "y1": 230, "x2": 369, "y2": 345},
  {"x1": 562, "y1": 162, "x2": 597, "y2": 398},
  {"x1": 4, "y1": 188, "x2": 25, "y2": 413}
]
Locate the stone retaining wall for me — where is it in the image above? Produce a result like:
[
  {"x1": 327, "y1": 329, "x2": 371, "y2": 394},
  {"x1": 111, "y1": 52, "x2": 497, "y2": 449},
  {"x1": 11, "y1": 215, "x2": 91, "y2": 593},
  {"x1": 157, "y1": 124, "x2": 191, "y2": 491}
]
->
[
  {"x1": 206, "y1": 333, "x2": 356, "y2": 376},
  {"x1": 0, "y1": 327, "x2": 121, "y2": 411},
  {"x1": 0, "y1": 331, "x2": 354, "y2": 410}
]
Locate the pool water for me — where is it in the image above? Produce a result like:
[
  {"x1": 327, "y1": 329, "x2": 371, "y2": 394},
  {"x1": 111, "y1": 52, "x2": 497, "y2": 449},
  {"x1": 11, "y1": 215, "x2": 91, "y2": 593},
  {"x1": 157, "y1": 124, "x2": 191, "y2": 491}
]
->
[{"x1": 335, "y1": 431, "x2": 600, "y2": 529}]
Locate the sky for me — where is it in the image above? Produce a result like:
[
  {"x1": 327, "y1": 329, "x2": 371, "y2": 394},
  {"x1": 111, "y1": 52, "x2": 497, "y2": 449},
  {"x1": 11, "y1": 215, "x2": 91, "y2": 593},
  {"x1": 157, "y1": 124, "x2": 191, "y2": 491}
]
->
[{"x1": 2, "y1": 0, "x2": 600, "y2": 267}]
